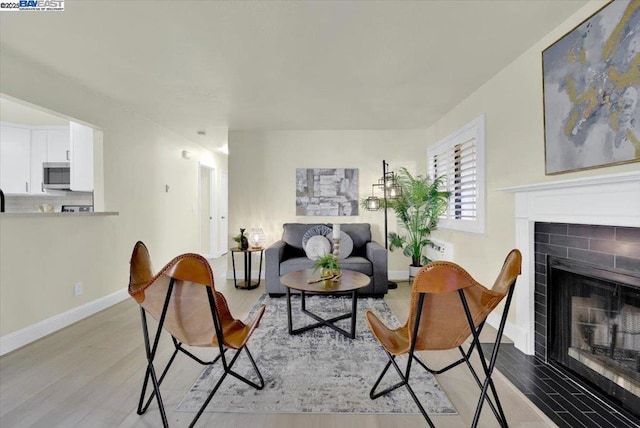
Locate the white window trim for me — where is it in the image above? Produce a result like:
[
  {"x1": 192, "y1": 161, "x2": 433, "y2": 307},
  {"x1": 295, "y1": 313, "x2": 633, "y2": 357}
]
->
[{"x1": 427, "y1": 114, "x2": 486, "y2": 235}]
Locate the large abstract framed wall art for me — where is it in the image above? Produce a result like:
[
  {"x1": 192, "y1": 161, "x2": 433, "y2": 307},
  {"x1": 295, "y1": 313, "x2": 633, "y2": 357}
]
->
[
  {"x1": 296, "y1": 168, "x2": 358, "y2": 216},
  {"x1": 542, "y1": 0, "x2": 639, "y2": 175}
]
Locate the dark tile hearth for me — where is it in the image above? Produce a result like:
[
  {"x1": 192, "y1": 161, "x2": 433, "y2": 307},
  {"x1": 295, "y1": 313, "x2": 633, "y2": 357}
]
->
[
  {"x1": 531, "y1": 221, "x2": 640, "y2": 424},
  {"x1": 483, "y1": 343, "x2": 639, "y2": 428}
]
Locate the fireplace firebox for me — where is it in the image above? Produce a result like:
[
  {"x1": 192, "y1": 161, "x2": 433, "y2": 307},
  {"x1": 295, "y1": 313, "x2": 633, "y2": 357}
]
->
[{"x1": 548, "y1": 256, "x2": 640, "y2": 419}]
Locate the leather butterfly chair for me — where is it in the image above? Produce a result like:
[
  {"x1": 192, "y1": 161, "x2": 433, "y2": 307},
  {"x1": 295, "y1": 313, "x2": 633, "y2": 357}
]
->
[
  {"x1": 128, "y1": 241, "x2": 265, "y2": 428},
  {"x1": 366, "y1": 249, "x2": 521, "y2": 428}
]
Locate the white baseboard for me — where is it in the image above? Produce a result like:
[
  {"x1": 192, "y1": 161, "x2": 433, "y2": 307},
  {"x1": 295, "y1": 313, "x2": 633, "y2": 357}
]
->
[
  {"x1": 388, "y1": 270, "x2": 410, "y2": 281},
  {"x1": 0, "y1": 289, "x2": 129, "y2": 356},
  {"x1": 487, "y1": 312, "x2": 530, "y2": 354}
]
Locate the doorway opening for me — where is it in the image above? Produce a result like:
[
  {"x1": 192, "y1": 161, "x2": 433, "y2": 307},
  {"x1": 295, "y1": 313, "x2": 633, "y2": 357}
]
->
[{"x1": 199, "y1": 164, "x2": 216, "y2": 258}]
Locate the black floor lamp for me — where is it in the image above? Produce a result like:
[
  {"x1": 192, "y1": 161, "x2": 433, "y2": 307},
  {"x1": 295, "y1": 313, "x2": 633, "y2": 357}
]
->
[{"x1": 364, "y1": 160, "x2": 402, "y2": 289}]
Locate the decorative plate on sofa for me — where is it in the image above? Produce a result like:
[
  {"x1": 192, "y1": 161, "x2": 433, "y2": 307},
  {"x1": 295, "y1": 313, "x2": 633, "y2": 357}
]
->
[
  {"x1": 304, "y1": 235, "x2": 331, "y2": 260},
  {"x1": 301, "y1": 225, "x2": 332, "y2": 249},
  {"x1": 302, "y1": 225, "x2": 333, "y2": 260}
]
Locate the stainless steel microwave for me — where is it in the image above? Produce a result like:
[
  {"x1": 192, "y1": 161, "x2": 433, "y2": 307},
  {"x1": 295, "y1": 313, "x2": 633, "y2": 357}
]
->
[{"x1": 43, "y1": 162, "x2": 71, "y2": 190}]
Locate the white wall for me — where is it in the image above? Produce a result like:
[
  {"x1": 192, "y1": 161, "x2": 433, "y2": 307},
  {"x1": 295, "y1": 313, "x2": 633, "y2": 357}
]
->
[
  {"x1": 425, "y1": 0, "x2": 638, "y2": 325},
  {"x1": 0, "y1": 49, "x2": 227, "y2": 338},
  {"x1": 227, "y1": 1, "x2": 639, "y2": 334},
  {"x1": 228, "y1": 130, "x2": 428, "y2": 276},
  {"x1": 1, "y1": 0, "x2": 634, "y2": 346}
]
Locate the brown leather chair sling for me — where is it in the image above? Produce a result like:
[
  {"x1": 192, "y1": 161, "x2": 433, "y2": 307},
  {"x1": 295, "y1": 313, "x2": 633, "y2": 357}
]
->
[
  {"x1": 128, "y1": 241, "x2": 265, "y2": 427},
  {"x1": 366, "y1": 249, "x2": 521, "y2": 428}
]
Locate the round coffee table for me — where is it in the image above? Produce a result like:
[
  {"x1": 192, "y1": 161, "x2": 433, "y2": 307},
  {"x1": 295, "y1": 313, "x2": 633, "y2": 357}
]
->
[{"x1": 280, "y1": 269, "x2": 370, "y2": 339}]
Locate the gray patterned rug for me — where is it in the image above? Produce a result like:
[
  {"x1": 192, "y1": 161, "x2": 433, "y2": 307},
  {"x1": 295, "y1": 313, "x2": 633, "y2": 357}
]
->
[{"x1": 176, "y1": 294, "x2": 456, "y2": 415}]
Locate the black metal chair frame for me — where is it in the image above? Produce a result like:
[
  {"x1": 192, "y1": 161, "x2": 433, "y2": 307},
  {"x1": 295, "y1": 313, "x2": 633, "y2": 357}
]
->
[
  {"x1": 136, "y1": 278, "x2": 264, "y2": 428},
  {"x1": 370, "y1": 281, "x2": 516, "y2": 428}
]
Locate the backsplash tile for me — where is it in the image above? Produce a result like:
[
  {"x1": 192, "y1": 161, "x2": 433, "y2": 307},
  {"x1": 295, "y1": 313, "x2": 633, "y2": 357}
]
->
[{"x1": 4, "y1": 193, "x2": 93, "y2": 213}]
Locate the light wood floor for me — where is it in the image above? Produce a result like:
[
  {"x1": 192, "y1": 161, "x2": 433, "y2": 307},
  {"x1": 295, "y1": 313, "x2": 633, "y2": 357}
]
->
[{"x1": 0, "y1": 256, "x2": 556, "y2": 428}]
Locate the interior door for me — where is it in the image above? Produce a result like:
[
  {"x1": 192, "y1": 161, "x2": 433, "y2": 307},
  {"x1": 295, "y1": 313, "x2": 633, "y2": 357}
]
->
[
  {"x1": 219, "y1": 169, "x2": 228, "y2": 255},
  {"x1": 199, "y1": 164, "x2": 217, "y2": 257},
  {"x1": 208, "y1": 168, "x2": 217, "y2": 256},
  {"x1": 199, "y1": 166, "x2": 211, "y2": 256}
]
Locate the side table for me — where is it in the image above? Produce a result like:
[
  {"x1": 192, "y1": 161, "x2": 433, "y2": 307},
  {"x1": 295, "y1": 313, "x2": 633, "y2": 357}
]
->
[{"x1": 230, "y1": 247, "x2": 264, "y2": 290}]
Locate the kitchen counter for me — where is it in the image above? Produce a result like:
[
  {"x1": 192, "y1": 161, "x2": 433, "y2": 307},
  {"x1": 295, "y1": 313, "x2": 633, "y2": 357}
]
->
[{"x1": 0, "y1": 211, "x2": 119, "y2": 217}]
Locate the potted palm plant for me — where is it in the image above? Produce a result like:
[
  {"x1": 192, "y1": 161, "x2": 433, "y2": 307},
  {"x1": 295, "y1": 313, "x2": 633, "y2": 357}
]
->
[{"x1": 385, "y1": 168, "x2": 450, "y2": 278}]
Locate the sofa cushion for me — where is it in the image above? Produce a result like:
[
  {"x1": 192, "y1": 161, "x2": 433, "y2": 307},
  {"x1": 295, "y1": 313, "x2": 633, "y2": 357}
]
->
[
  {"x1": 280, "y1": 257, "x2": 317, "y2": 275},
  {"x1": 339, "y1": 223, "x2": 371, "y2": 255},
  {"x1": 282, "y1": 223, "x2": 325, "y2": 250},
  {"x1": 339, "y1": 256, "x2": 373, "y2": 276},
  {"x1": 304, "y1": 235, "x2": 331, "y2": 260},
  {"x1": 280, "y1": 256, "x2": 372, "y2": 277}
]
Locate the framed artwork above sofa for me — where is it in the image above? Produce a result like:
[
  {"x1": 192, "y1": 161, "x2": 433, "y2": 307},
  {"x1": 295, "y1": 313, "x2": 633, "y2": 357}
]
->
[{"x1": 295, "y1": 168, "x2": 359, "y2": 216}]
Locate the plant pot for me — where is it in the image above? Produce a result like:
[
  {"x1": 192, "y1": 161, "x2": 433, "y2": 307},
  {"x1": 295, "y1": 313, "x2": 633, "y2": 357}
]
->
[
  {"x1": 320, "y1": 267, "x2": 340, "y2": 278},
  {"x1": 409, "y1": 265, "x2": 422, "y2": 280}
]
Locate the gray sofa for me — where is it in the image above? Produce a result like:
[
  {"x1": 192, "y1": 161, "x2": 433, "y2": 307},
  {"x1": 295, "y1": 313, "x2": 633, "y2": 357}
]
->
[{"x1": 265, "y1": 223, "x2": 388, "y2": 297}]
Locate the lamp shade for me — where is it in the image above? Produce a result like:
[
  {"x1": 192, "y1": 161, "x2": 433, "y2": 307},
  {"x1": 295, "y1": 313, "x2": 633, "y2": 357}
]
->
[
  {"x1": 387, "y1": 183, "x2": 402, "y2": 199},
  {"x1": 365, "y1": 196, "x2": 380, "y2": 211},
  {"x1": 384, "y1": 172, "x2": 396, "y2": 187},
  {"x1": 248, "y1": 227, "x2": 266, "y2": 248}
]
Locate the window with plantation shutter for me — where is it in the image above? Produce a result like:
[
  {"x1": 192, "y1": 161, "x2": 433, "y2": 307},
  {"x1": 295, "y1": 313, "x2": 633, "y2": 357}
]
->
[{"x1": 427, "y1": 114, "x2": 485, "y2": 234}]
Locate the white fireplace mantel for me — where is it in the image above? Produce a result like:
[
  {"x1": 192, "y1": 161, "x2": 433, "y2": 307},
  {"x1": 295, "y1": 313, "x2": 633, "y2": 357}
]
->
[{"x1": 498, "y1": 170, "x2": 640, "y2": 355}]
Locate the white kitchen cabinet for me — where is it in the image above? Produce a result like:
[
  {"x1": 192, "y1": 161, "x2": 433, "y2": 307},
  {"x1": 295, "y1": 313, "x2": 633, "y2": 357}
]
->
[
  {"x1": 70, "y1": 121, "x2": 93, "y2": 192},
  {"x1": 30, "y1": 130, "x2": 48, "y2": 194},
  {"x1": 0, "y1": 124, "x2": 31, "y2": 194},
  {"x1": 31, "y1": 127, "x2": 70, "y2": 194},
  {"x1": 0, "y1": 122, "x2": 93, "y2": 195},
  {"x1": 46, "y1": 128, "x2": 70, "y2": 162}
]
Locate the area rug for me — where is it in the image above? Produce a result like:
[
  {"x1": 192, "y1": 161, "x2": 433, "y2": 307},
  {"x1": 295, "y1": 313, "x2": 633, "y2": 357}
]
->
[{"x1": 177, "y1": 294, "x2": 456, "y2": 415}]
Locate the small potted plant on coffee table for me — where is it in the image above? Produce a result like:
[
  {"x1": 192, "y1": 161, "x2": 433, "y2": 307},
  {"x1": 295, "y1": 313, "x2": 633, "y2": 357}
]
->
[{"x1": 313, "y1": 253, "x2": 341, "y2": 281}]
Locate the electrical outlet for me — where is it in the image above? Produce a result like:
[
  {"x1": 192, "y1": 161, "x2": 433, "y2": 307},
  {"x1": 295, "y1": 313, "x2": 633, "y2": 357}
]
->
[
  {"x1": 74, "y1": 282, "x2": 83, "y2": 296},
  {"x1": 427, "y1": 239, "x2": 454, "y2": 261}
]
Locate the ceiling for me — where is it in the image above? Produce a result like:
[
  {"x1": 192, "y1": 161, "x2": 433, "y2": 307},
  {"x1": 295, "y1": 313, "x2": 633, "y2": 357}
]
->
[
  {"x1": 0, "y1": 1, "x2": 589, "y2": 152},
  {"x1": 0, "y1": 96, "x2": 69, "y2": 126}
]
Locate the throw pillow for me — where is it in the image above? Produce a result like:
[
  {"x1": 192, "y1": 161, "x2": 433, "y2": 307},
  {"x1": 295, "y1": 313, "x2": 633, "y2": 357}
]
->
[
  {"x1": 330, "y1": 231, "x2": 354, "y2": 259},
  {"x1": 301, "y1": 225, "x2": 332, "y2": 249},
  {"x1": 305, "y1": 235, "x2": 331, "y2": 260}
]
